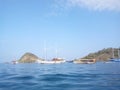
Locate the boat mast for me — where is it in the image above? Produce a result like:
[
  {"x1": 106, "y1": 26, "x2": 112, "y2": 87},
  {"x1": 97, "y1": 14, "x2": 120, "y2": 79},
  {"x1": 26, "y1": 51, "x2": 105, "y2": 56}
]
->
[
  {"x1": 55, "y1": 48, "x2": 58, "y2": 58},
  {"x1": 44, "y1": 41, "x2": 47, "y2": 60},
  {"x1": 112, "y1": 48, "x2": 114, "y2": 59},
  {"x1": 118, "y1": 47, "x2": 120, "y2": 59}
]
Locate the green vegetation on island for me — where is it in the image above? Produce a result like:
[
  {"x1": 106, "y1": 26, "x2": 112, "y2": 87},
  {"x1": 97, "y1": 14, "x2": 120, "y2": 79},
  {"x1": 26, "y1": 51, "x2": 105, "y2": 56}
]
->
[
  {"x1": 18, "y1": 52, "x2": 41, "y2": 63},
  {"x1": 81, "y1": 48, "x2": 120, "y2": 61}
]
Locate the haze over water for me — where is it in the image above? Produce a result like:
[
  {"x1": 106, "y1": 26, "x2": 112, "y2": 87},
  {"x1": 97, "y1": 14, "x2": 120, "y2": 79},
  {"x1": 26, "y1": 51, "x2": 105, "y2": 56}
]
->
[{"x1": 0, "y1": 62, "x2": 120, "y2": 90}]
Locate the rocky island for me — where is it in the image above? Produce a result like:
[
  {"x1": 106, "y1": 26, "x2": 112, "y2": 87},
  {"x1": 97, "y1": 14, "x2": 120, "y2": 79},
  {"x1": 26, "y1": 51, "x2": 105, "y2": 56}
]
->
[
  {"x1": 81, "y1": 48, "x2": 120, "y2": 61},
  {"x1": 73, "y1": 48, "x2": 120, "y2": 63},
  {"x1": 18, "y1": 52, "x2": 42, "y2": 63}
]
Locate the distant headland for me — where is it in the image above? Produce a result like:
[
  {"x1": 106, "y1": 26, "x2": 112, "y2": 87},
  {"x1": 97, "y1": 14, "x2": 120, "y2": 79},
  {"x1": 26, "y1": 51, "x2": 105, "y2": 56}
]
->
[{"x1": 81, "y1": 48, "x2": 120, "y2": 61}]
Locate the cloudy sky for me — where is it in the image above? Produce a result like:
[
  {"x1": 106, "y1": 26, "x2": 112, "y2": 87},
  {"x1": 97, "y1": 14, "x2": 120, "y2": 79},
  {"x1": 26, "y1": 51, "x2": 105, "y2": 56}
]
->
[
  {"x1": 0, "y1": 0, "x2": 120, "y2": 62},
  {"x1": 63, "y1": 0, "x2": 120, "y2": 11}
]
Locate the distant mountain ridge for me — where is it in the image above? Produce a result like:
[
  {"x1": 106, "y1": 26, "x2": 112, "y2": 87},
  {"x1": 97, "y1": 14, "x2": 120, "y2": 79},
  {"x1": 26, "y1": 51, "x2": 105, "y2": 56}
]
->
[{"x1": 82, "y1": 48, "x2": 120, "y2": 61}]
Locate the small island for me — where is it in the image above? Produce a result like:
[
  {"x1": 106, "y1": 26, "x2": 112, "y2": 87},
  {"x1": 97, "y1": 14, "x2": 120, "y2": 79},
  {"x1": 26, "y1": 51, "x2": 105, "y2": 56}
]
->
[
  {"x1": 18, "y1": 52, "x2": 43, "y2": 63},
  {"x1": 82, "y1": 48, "x2": 120, "y2": 61},
  {"x1": 73, "y1": 48, "x2": 120, "y2": 64}
]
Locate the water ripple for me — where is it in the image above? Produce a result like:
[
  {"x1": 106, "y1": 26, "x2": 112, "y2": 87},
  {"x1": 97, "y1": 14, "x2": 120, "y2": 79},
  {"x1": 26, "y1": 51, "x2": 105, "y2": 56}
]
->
[{"x1": 0, "y1": 63, "x2": 120, "y2": 90}]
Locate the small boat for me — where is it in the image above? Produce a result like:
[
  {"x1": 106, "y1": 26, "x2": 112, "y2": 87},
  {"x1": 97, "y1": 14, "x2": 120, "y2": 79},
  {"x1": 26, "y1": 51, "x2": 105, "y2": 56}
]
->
[
  {"x1": 109, "y1": 59, "x2": 120, "y2": 62},
  {"x1": 108, "y1": 47, "x2": 120, "y2": 62},
  {"x1": 73, "y1": 59, "x2": 96, "y2": 64},
  {"x1": 12, "y1": 61, "x2": 18, "y2": 64},
  {"x1": 113, "y1": 59, "x2": 120, "y2": 62}
]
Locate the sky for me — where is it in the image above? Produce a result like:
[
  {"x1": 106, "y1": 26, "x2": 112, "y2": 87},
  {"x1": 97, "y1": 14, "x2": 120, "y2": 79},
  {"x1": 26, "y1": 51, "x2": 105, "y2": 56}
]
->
[{"x1": 0, "y1": 0, "x2": 120, "y2": 62}]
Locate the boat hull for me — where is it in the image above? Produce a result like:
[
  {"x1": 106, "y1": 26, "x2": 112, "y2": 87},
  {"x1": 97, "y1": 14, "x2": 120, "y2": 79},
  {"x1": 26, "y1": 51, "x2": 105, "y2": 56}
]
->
[{"x1": 37, "y1": 60, "x2": 65, "y2": 64}]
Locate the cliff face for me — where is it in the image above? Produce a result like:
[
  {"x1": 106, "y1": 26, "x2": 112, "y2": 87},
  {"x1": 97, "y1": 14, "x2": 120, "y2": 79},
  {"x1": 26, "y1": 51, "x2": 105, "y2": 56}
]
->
[
  {"x1": 82, "y1": 48, "x2": 119, "y2": 61},
  {"x1": 18, "y1": 52, "x2": 39, "y2": 63}
]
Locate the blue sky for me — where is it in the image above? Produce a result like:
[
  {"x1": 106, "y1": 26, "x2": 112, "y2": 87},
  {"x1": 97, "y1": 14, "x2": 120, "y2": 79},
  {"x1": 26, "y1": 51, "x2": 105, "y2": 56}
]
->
[{"x1": 0, "y1": 0, "x2": 120, "y2": 62}]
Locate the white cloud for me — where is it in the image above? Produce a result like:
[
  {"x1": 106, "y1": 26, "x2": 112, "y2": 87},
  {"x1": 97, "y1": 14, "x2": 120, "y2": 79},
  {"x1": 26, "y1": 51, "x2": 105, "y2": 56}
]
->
[{"x1": 55, "y1": 0, "x2": 120, "y2": 11}]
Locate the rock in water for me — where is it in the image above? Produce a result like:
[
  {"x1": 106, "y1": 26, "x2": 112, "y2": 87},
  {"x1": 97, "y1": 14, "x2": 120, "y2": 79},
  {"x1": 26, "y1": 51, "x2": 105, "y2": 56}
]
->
[{"x1": 18, "y1": 52, "x2": 39, "y2": 63}]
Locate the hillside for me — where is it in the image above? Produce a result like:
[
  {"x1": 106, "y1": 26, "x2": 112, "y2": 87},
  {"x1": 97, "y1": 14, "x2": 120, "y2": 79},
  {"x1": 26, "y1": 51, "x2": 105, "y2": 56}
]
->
[
  {"x1": 82, "y1": 48, "x2": 120, "y2": 61},
  {"x1": 18, "y1": 52, "x2": 40, "y2": 63}
]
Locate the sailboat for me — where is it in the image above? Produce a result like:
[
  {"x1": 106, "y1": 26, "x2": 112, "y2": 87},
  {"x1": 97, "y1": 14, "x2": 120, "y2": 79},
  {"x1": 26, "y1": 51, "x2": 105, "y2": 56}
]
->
[
  {"x1": 37, "y1": 42, "x2": 65, "y2": 64},
  {"x1": 109, "y1": 48, "x2": 115, "y2": 61},
  {"x1": 51, "y1": 48, "x2": 66, "y2": 63},
  {"x1": 11, "y1": 57, "x2": 18, "y2": 64},
  {"x1": 109, "y1": 48, "x2": 120, "y2": 62},
  {"x1": 37, "y1": 41, "x2": 54, "y2": 64}
]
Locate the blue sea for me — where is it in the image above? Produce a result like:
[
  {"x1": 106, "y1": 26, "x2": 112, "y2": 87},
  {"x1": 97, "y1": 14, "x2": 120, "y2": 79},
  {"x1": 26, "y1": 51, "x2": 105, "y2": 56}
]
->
[{"x1": 0, "y1": 62, "x2": 120, "y2": 90}]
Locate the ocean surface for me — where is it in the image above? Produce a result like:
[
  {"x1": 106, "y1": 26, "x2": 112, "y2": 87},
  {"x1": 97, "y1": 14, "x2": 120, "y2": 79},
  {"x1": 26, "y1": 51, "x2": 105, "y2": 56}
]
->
[{"x1": 0, "y1": 62, "x2": 120, "y2": 90}]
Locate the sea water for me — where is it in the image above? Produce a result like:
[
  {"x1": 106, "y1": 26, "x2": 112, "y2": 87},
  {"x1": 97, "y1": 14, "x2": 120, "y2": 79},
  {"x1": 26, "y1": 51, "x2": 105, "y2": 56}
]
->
[{"x1": 0, "y1": 62, "x2": 120, "y2": 90}]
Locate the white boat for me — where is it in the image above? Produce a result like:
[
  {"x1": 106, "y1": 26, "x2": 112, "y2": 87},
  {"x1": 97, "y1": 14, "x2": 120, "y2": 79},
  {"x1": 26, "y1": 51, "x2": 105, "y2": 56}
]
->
[
  {"x1": 12, "y1": 61, "x2": 18, "y2": 64},
  {"x1": 37, "y1": 42, "x2": 65, "y2": 64},
  {"x1": 37, "y1": 60, "x2": 55, "y2": 64},
  {"x1": 37, "y1": 60, "x2": 65, "y2": 64},
  {"x1": 37, "y1": 58, "x2": 66, "y2": 64}
]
